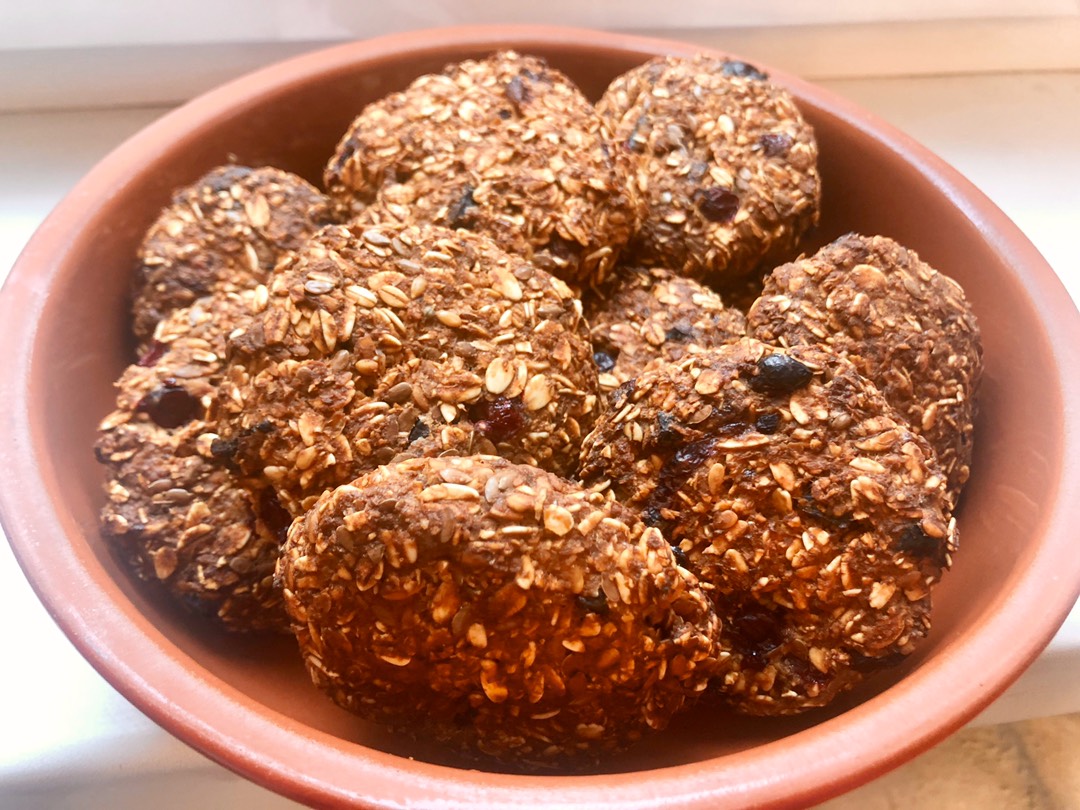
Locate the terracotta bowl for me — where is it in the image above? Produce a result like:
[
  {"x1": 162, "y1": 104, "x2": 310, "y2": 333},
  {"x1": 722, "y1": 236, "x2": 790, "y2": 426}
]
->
[{"x1": 2, "y1": 24, "x2": 1079, "y2": 809}]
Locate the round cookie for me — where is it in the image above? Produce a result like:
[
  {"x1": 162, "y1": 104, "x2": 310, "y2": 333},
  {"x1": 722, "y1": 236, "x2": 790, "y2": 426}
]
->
[
  {"x1": 278, "y1": 455, "x2": 721, "y2": 765},
  {"x1": 218, "y1": 222, "x2": 599, "y2": 514},
  {"x1": 325, "y1": 50, "x2": 641, "y2": 289},
  {"x1": 96, "y1": 290, "x2": 289, "y2": 632},
  {"x1": 579, "y1": 340, "x2": 956, "y2": 715},
  {"x1": 587, "y1": 265, "x2": 746, "y2": 394},
  {"x1": 746, "y1": 233, "x2": 983, "y2": 504},
  {"x1": 597, "y1": 55, "x2": 820, "y2": 286},
  {"x1": 132, "y1": 165, "x2": 333, "y2": 343}
]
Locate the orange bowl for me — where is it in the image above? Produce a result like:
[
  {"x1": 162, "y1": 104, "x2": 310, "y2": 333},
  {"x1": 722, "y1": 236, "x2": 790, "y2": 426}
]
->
[{"x1": 2, "y1": 25, "x2": 1079, "y2": 809}]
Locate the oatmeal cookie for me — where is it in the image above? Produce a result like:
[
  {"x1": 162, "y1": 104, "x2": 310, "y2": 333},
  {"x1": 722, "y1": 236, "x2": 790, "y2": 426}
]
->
[
  {"x1": 587, "y1": 266, "x2": 746, "y2": 393},
  {"x1": 579, "y1": 340, "x2": 955, "y2": 714},
  {"x1": 132, "y1": 165, "x2": 333, "y2": 342},
  {"x1": 278, "y1": 455, "x2": 720, "y2": 765},
  {"x1": 597, "y1": 55, "x2": 820, "y2": 286},
  {"x1": 219, "y1": 222, "x2": 599, "y2": 514},
  {"x1": 325, "y1": 51, "x2": 641, "y2": 288},
  {"x1": 96, "y1": 291, "x2": 289, "y2": 632},
  {"x1": 746, "y1": 233, "x2": 983, "y2": 503}
]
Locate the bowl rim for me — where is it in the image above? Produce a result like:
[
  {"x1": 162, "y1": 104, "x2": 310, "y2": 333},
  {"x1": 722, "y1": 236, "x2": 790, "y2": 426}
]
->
[{"x1": 3, "y1": 23, "x2": 1080, "y2": 809}]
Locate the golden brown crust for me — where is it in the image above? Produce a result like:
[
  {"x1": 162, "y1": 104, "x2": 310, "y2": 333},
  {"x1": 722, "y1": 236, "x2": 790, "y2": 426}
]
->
[
  {"x1": 218, "y1": 222, "x2": 599, "y2": 514},
  {"x1": 96, "y1": 290, "x2": 288, "y2": 632},
  {"x1": 586, "y1": 266, "x2": 746, "y2": 393},
  {"x1": 579, "y1": 339, "x2": 955, "y2": 714},
  {"x1": 597, "y1": 55, "x2": 820, "y2": 286},
  {"x1": 278, "y1": 455, "x2": 721, "y2": 766},
  {"x1": 325, "y1": 51, "x2": 642, "y2": 288},
  {"x1": 132, "y1": 165, "x2": 333, "y2": 343},
  {"x1": 746, "y1": 234, "x2": 983, "y2": 504}
]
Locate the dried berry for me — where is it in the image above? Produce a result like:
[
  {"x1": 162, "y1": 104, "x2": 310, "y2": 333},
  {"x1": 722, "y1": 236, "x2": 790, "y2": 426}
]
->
[
  {"x1": 664, "y1": 323, "x2": 695, "y2": 342},
  {"x1": 749, "y1": 353, "x2": 814, "y2": 394},
  {"x1": 896, "y1": 524, "x2": 946, "y2": 566},
  {"x1": 670, "y1": 544, "x2": 691, "y2": 569},
  {"x1": 694, "y1": 187, "x2": 740, "y2": 223},
  {"x1": 726, "y1": 608, "x2": 784, "y2": 669},
  {"x1": 576, "y1": 593, "x2": 610, "y2": 616},
  {"x1": 505, "y1": 75, "x2": 532, "y2": 108},
  {"x1": 721, "y1": 60, "x2": 768, "y2": 81},
  {"x1": 447, "y1": 184, "x2": 476, "y2": 229},
  {"x1": 258, "y1": 487, "x2": 293, "y2": 543},
  {"x1": 593, "y1": 349, "x2": 617, "y2": 373},
  {"x1": 755, "y1": 412, "x2": 781, "y2": 434},
  {"x1": 407, "y1": 418, "x2": 430, "y2": 445},
  {"x1": 759, "y1": 132, "x2": 793, "y2": 157},
  {"x1": 137, "y1": 340, "x2": 168, "y2": 367},
  {"x1": 135, "y1": 382, "x2": 200, "y2": 428},
  {"x1": 471, "y1": 396, "x2": 526, "y2": 443}
]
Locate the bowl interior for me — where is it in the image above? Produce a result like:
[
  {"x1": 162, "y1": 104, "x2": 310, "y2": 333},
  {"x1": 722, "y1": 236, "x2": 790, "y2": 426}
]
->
[{"x1": 7, "y1": 27, "x2": 1075, "y2": 807}]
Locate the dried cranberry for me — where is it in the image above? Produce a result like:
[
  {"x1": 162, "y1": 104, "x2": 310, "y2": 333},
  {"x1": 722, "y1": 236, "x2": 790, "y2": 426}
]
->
[
  {"x1": 258, "y1": 488, "x2": 293, "y2": 543},
  {"x1": 447, "y1": 184, "x2": 476, "y2": 228},
  {"x1": 136, "y1": 383, "x2": 199, "y2": 428},
  {"x1": 576, "y1": 593, "x2": 610, "y2": 615},
  {"x1": 749, "y1": 353, "x2": 813, "y2": 394},
  {"x1": 759, "y1": 132, "x2": 793, "y2": 157},
  {"x1": 721, "y1": 60, "x2": 768, "y2": 81},
  {"x1": 694, "y1": 187, "x2": 740, "y2": 223},
  {"x1": 755, "y1": 412, "x2": 781, "y2": 434},
  {"x1": 471, "y1": 396, "x2": 526, "y2": 443},
  {"x1": 137, "y1": 340, "x2": 167, "y2": 367}
]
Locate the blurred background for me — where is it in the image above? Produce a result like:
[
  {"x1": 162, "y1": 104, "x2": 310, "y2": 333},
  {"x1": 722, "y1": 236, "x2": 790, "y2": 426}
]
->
[{"x1": 1, "y1": 2, "x2": 1078, "y2": 808}]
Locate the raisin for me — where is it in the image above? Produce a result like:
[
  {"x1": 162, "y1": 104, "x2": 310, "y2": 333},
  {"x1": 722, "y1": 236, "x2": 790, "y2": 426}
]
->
[
  {"x1": 136, "y1": 383, "x2": 199, "y2": 428},
  {"x1": 694, "y1": 187, "x2": 740, "y2": 223},
  {"x1": 749, "y1": 353, "x2": 814, "y2": 394},
  {"x1": 470, "y1": 396, "x2": 526, "y2": 443},
  {"x1": 506, "y1": 75, "x2": 532, "y2": 109},
  {"x1": 406, "y1": 419, "x2": 430, "y2": 445},
  {"x1": 210, "y1": 437, "x2": 238, "y2": 460},
  {"x1": 640, "y1": 437, "x2": 718, "y2": 526},
  {"x1": 593, "y1": 349, "x2": 617, "y2": 372},
  {"x1": 447, "y1": 184, "x2": 476, "y2": 229},
  {"x1": 670, "y1": 544, "x2": 691, "y2": 569},
  {"x1": 726, "y1": 608, "x2": 784, "y2": 669},
  {"x1": 497, "y1": 109, "x2": 511, "y2": 120},
  {"x1": 849, "y1": 650, "x2": 908, "y2": 673},
  {"x1": 258, "y1": 488, "x2": 293, "y2": 543},
  {"x1": 759, "y1": 132, "x2": 793, "y2": 157},
  {"x1": 896, "y1": 524, "x2": 946, "y2": 567},
  {"x1": 755, "y1": 412, "x2": 781, "y2": 434},
  {"x1": 576, "y1": 593, "x2": 610, "y2": 616},
  {"x1": 721, "y1": 60, "x2": 768, "y2": 81},
  {"x1": 656, "y1": 412, "x2": 681, "y2": 444},
  {"x1": 137, "y1": 340, "x2": 167, "y2": 367}
]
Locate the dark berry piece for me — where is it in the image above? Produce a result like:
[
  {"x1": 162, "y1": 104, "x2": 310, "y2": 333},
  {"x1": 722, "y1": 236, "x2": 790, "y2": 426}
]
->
[
  {"x1": 694, "y1": 187, "x2": 740, "y2": 223},
  {"x1": 506, "y1": 75, "x2": 532, "y2": 109},
  {"x1": 407, "y1": 418, "x2": 430, "y2": 445},
  {"x1": 135, "y1": 383, "x2": 200, "y2": 428},
  {"x1": 721, "y1": 60, "x2": 768, "y2": 81},
  {"x1": 665, "y1": 323, "x2": 695, "y2": 342},
  {"x1": 576, "y1": 593, "x2": 610, "y2": 616},
  {"x1": 470, "y1": 396, "x2": 526, "y2": 443},
  {"x1": 670, "y1": 544, "x2": 691, "y2": 569},
  {"x1": 447, "y1": 184, "x2": 476, "y2": 229},
  {"x1": 749, "y1": 353, "x2": 814, "y2": 394},
  {"x1": 755, "y1": 412, "x2": 781, "y2": 434},
  {"x1": 137, "y1": 340, "x2": 168, "y2": 367},
  {"x1": 593, "y1": 349, "x2": 617, "y2": 373},
  {"x1": 896, "y1": 524, "x2": 946, "y2": 567},
  {"x1": 759, "y1": 132, "x2": 793, "y2": 157},
  {"x1": 726, "y1": 608, "x2": 784, "y2": 669},
  {"x1": 656, "y1": 411, "x2": 681, "y2": 444},
  {"x1": 210, "y1": 437, "x2": 238, "y2": 460},
  {"x1": 258, "y1": 488, "x2": 293, "y2": 543}
]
